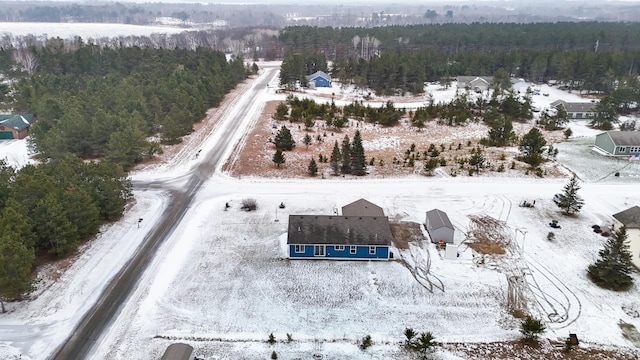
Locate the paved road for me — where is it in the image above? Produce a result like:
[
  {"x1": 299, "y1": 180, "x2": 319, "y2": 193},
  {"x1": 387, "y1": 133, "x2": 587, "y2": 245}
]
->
[{"x1": 51, "y1": 68, "x2": 276, "y2": 360}]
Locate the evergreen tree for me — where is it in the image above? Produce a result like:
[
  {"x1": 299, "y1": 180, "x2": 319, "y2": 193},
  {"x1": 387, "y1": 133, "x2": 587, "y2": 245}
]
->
[
  {"x1": 485, "y1": 116, "x2": 516, "y2": 146},
  {"x1": 274, "y1": 102, "x2": 288, "y2": 120},
  {"x1": 273, "y1": 125, "x2": 296, "y2": 151},
  {"x1": 303, "y1": 133, "x2": 312, "y2": 147},
  {"x1": 272, "y1": 149, "x2": 285, "y2": 168},
  {"x1": 0, "y1": 230, "x2": 35, "y2": 313},
  {"x1": 413, "y1": 332, "x2": 437, "y2": 359},
  {"x1": 468, "y1": 146, "x2": 486, "y2": 171},
  {"x1": 557, "y1": 175, "x2": 584, "y2": 215},
  {"x1": 329, "y1": 141, "x2": 341, "y2": 176},
  {"x1": 590, "y1": 96, "x2": 618, "y2": 130},
  {"x1": 351, "y1": 130, "x2": 366, "y2": 176},
  {"x1": 588, "y1": 226, "x2": 634, "y2": 291},
  {"x1": 32, "y1": 193, "x2": 78, "y2": 255},
  {"x1": 519, "y1": 127, "x2": 547, "y2": 167},
  {"x1": 307, "y1": 157, "x2": 318, "y2": 176},
  {"x1": 520, "y1": 316, "x2": 546, "y2": 342},
  {"x1": 341, "y1": 135, "x2": 352, "y2": 174}
]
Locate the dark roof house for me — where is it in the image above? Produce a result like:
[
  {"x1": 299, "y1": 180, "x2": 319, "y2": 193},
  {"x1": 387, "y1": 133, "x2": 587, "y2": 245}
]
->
[
  {"x1": 613, "y1": 206, "x2": 640, "y2": 229},
  {"x1": 594, "y1": 131, "x2": 640, "y2": 157},
  {"x1": 287, "y1": 199, "x2": 392, "y2": 260},
  {"x1": 550, "y1": 100, "x2": 596, "y2": 119}
]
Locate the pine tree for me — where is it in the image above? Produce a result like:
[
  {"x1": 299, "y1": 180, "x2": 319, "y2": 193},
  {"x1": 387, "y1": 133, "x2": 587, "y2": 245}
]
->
[
  {"x1": 272, "y1": 149, "x2": 285, "y2": 168},
  {"x1": 520, "y1": 315, "x2": 546, "y2": 342},
  {"x1": 519, "y1": 127, "x2": 547, "y2": 167},
  {"x1": 341, "y1": 135, "x2": 352, "y2": 174},
  {"x1": 486, "y1": 116, "x2": 516, "y2": 147},
  {"x1": 468, "y1": 146, "x2": 486, "y2": 171},
  {"x1": 557, "y1": 175, "x2": 584, "y2": 215},
  {"x1": 588, "y1": 226, "x2": 634, "y2": 291},
  {"x1": 303, "y1": 133, "x2": 312, "y2": 147},
  {"x1": 351, "y1": 130, "x2": 366, "y2": 176},
  {"x1": 329, "y1": 141, "x2": 341, "y2": 176},
  {"x1": 273, "y1": 125, "x2": 296, "y2": 151},
  {"x1": 0, "y1": 230, "x2": 35, "y2": 313},
  {"x1": 307, "y1": 157, "x2": 318, "y2": 176},
  {"x1": 274, "y1": 102, "x2": 288, "y2": 120}
]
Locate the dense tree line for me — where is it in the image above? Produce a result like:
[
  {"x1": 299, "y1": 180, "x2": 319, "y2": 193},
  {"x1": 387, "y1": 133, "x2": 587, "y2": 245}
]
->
[
  {"x1": 280, "y1": 23, "x2": 640, "y2": 96},
  {"x1": 6, "y1": 43, "x2": 248, "y2": 169},
  {"x1": 0, "y1": 156, "x2": 131, "y2": 311}
]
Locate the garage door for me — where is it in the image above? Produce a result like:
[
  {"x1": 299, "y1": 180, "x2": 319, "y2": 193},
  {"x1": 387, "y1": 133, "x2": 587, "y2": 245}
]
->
[{"x1": 0, "y1": 131, "x2": 14, "y2": 139}]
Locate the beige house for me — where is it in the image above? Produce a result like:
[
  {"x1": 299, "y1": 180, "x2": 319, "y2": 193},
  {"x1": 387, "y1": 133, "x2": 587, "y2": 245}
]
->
[{"x1": 612, "y1": 206, "x2": 640, "y2": 269}]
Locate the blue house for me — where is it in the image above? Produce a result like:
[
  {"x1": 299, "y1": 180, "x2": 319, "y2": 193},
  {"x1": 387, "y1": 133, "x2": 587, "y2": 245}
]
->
[
  {"x1": 305, "y1": 71, "x2": 332, "y2": 88},
  {"x1": 287, "y1": 215, "x2": 392, "y2": 260}
]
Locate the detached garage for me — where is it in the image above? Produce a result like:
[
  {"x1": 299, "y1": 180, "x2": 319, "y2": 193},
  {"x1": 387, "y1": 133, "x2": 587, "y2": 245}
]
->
[
  {"x1": 425, "y1": 209, "x2": 455, "y2": 244},
  {"x1": 0, "y1": 114, "x2": 34, "y2": 139}
]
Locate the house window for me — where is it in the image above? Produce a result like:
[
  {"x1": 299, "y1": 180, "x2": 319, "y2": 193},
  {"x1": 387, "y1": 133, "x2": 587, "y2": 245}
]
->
[
  {"x1": 314, "y1": 245, "x2": 325, "y2": 256},
  {"x1": 350, "y1": 246, "x2": 357, "y2": 254},
  {"x1": 369, "y1": 246, "x2": 376, "y2": 255},
  {"x1": 630, "y1": 146, "x2": 640, "y2": 153},
  {"x1": 334, "y1": 245, "x2": 345, "y2": 251},
  {"x1": 294, "y1": 245, "x2": 305, "y2": 253},
  {"x1": 619, "y1": 147, "x2": 627, "y2": 153}
]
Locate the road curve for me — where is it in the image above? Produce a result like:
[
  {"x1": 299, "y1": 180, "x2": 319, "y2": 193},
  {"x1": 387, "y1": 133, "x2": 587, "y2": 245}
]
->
[{"x1": 51, "y1": 68, "x2": 276, "y2": 360}]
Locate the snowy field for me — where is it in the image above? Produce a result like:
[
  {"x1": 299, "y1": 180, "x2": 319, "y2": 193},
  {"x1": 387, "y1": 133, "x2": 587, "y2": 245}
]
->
[
  {"x1": 1, "y1": 66, "x2": 640, "y2": 360},
  {"x1": 0, "y1": 22, "x2": 188, "y2": 39}
]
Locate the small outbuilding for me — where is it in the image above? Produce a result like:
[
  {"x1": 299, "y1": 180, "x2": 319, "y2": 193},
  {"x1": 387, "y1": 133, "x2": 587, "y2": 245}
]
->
[
  {"x1": 161, "y1": 343, "x2": 194, "y2": 360},
  {"x1": 425, "y1": 209, "x2": 455, "y2": 244},
  {"x1": 594, "y1": 131, "x2": 640, "y2": 157},
  {"x1": 306, "y1": 71, "x2": 332, "y2": 88},
  {"x1": 0, "y1": 114, "x2": 34, "y2": 140}
]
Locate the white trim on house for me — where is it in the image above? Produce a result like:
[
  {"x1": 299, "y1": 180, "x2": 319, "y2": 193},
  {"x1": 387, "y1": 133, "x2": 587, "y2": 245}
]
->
[
  {"x1": 334, "y1": 245, "x2": 345, "y2": 250},
  {"x1": 314, "y1": 245, "x2": 325, "y2": 256},
  {"x1": 350, "y1": 246, "x2": 357, "y2": 254},
  {"x1": 294, "y1": 245, "x2": 305, "y2": 253},
  {"x1": 369, "y1": 246, "x2": 376, "y2": 254}
]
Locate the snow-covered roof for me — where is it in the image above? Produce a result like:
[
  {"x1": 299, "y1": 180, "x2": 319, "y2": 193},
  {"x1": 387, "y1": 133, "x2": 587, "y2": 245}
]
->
[
  {"x1": 613, "y1": 206, "x2": 640, "y2": 229},
  {"x1": 287, "y1": 214, "x2": 392, "y2": 246},
  {"x1": 305, "y1": 70, "x2": 331, "y2": 82},
  {"x1": 161, "y1": 343, "x2": 193, "y2": 360}
]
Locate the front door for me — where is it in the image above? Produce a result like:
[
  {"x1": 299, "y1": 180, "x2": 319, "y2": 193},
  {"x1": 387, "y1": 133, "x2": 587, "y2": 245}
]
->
[{"x1": 314, "y1": 245, "x2": 325, "y2": 257}]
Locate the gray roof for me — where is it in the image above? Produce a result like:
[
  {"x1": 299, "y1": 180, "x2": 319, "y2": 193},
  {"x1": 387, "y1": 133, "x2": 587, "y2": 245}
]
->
[
  {"x1": 613, "y1": 206, "x2": 640, "y2": 229},
  {"x1": 457, "y1": 76, "x2": 493, "y2": 86},
  {"x1": 425, "y1": 209, "x2": 453, "y2": 230},
  {"x1": 550, "y1": 100, "x2": 596, "y2": 113},
  {"x1": 605, "y1": 131, "x2": 640, "y2": 147},
  {"x1": 306, "y1": 70, "x2": 331, "y2": 82},
  {"x1": 341, "y1": 198, "x2": 385, "y2": 217},
  {"x1": 161, "y1": 343, "x2": 193, "y2": 360},
  {"x1": 287, "y1": 215, "x2": 392, "y2": 246}
]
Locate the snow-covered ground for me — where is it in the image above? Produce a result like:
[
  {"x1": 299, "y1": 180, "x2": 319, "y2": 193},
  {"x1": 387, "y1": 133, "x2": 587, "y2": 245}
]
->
[
  {"x1": 0, "y1": 22, "x2": 188, "y2": 39},
  {"x1": 1, "y1": 68, "x2": 640, "y2": 360}
]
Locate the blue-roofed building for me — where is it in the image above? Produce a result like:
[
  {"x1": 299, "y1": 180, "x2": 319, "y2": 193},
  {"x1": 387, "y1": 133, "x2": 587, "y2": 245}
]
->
[{"x1": 305, "y1": 71, "x2": 331, "y2": 88}]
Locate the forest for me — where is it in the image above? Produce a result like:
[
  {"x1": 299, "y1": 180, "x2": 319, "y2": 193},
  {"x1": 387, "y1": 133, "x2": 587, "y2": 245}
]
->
[
  {"x1": 0, "y1": 42, "x2": 249, "y2": 309},
  {"x1": 279, "y1": 23, "x2": 640, "y2": 97}
]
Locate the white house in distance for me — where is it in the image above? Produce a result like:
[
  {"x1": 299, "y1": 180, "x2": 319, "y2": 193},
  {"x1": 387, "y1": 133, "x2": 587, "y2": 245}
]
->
[
  {"x1": 425, "y1": 209, "x2": 455, "y2": 244},
  {"x1": 550, "y1": 99, "x2": 596, "y2": 119},
  {"x1": 612, "y1": 206, "x2": 640, "y2": 269},
  {"x1": 457, "y1": 76, "x2": 494, "y2": 93}
]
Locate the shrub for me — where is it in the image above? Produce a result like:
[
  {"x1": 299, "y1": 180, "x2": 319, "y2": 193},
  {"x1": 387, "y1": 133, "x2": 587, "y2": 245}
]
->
[
  {"x1": 267, "y1": 333, "x2": 276, "y2": 345},
  {"x1": 241, "y1": 198, "x2": 258, "y2": 211},
  {"x1": 359, "y1": 335, "x2": 372, "y2": 350},
  {"x1": 271, "y1": 350, "x2": 278, "y2": 359},
  {"x1": 547, "y1": 232, "x2": 555, "y2": 241},
  {"x1": 520, "y1": 315, "x2": 546, "y2": 343},
  {"x1": 286, "y1": 333, "x2": 293, "y2": 342}
]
